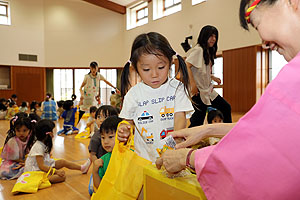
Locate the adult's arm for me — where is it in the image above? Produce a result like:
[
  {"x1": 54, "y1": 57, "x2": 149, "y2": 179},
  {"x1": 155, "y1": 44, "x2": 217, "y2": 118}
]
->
[
  {"x1": 171, "y1": 123, "x2": 236, "y2": 149},
  {"x1": 79, "y1": 77, "x2": 87, "y2": 96}
]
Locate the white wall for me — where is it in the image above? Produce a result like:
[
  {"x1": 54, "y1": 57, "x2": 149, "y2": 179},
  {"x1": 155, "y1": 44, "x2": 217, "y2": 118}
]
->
[
  {"x1": 44, "y1": 0, "x2": 125, "y2": 67},
  {"x1": 123, "y1": 0, "x2": 261, "y2": 57},
  {"x1": 0, "y1": 0, "x2": 261, "y2": 68},
  {"x1": 0, "y1": 0, "x2": 45, "y2": 66},
  {"x1": 0, "y1": 0, "x2": 125, "y2": 68}
]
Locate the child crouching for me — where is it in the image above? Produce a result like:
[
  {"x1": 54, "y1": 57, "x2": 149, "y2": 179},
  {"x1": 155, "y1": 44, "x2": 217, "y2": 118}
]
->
[
  {"x1": 92, "y1": 116, "x2": 122, "y2": 192},
  {"x1": 57, "y1": 100, "x2": 79, "y2": 135},
  {"x1": 24, "y1": 119, "x2": 90, "y2": 184}
]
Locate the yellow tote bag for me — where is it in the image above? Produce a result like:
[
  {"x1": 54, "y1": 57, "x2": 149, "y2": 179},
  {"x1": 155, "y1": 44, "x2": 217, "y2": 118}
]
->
[
  {"x1": 75, "y1": 127, "x2": 90, "y2": 139},
  {"x1": 12, "y1": 168, "x2": 55, "y2": 194},
  {"x1": 92, "y1": 121, "x2": 151, "y2": 200},
  {"x1": 74, "y1": 105, "x2": 80, "y2": 127}
]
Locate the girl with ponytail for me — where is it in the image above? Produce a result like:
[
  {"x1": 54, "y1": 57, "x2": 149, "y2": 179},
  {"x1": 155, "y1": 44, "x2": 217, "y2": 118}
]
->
[
  {"x1": 0, "y1": 114, "x2": 36, "y2": 179},
  {"x1": 118, "y1": 32, "x2": 194, "y2": 163},
  {"x1": 186, "y1": 25, "x2": 232, "y2": 127}
]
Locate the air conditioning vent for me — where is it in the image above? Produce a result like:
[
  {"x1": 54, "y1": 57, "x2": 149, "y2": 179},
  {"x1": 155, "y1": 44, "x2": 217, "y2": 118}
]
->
[{"x1": 18, "y1": 54, "x2": 38, "y2": 62}]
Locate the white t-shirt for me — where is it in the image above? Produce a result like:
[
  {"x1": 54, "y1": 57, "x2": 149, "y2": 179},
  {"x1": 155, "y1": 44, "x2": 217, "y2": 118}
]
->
[
  {"x1": 24, "y1": 141, "x2": 55, "y2": 172},
  {"x1": 119, "y1": 78, "x2": 194, "y2": 162},
  {"x1": 186, "y1": 44, "x2": 218, "y2": 105}
]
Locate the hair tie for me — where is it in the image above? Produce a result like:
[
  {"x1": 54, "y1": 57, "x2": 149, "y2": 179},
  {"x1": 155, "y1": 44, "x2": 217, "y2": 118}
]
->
[
  {"x1": 12, "y1": 116, "x2": 18, "y2": 122},
  {"x1": 245, "y1": 0, "x2": 261, "y2": 23},
  {"x1": 128, "y1": 60, "x2": 131, "y2": 65},
  {"x1": 46, "y1": 132, "x2": 52, "y2": 135},
  {"x1": 31, "y1": 120, "x2": 37, "y2": 123},
  {"x1": 175, "y1": 52, "x2": 179, "y2": 57}
]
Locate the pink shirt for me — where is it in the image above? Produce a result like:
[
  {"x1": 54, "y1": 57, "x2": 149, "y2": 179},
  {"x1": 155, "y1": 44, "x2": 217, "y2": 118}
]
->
[{"x1": 195, "y1": 52, "x2": 300, "y2": 200}]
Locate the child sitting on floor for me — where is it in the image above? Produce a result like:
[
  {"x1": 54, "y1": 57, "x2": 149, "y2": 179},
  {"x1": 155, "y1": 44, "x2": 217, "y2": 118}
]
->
[
  {"x1": 88, "y1": 105, "x2": 118, "y2": 162},
  {"x1": 207, "y1": 108, "x2": 224, "y2": 124},
  {"x1": 5, "y1": 102, "x2": 16, "y2": 120},
  {"x1": 56, "y1": 100, "x2": 64, "y2": 119},
  {"x1": 24, "y1": 119, "x2": 91, "y2": 183},
  {"x1": 19, "y1": 102, "x2": 28, "y2": 113},
  {"x1": 92, "y1": 116, "x2": 122, "y2": 192},
  {"x1": 198, "y1": 108, "x2": 224, "y2": 148},
  {"x1": 86, "y1": 106, "x2": 97, "y2": 137},
  {"x1": 57, "y1": 100, "x2": 79, "y2": 135},
  {"x1": 0, "y1": 114, "x2": 36, "y2": 179}
]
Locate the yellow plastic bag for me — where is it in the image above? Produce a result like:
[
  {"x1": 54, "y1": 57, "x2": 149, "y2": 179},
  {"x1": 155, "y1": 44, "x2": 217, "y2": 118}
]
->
[
  {"x1": 92, "y1": 121, "x2": 151, "y2": 200},
  {"x1": 0, "y1": 147, "x2": 3, "y2": 164},
  {"x1": 74, "y1": 105, "x2": 80, "y2": 127},
  {"x1": 12, "y1": 168, "x2": 55, "y2": 194},
  {"x1": 75, "y1": 127, "x2": 90, "y2": 139}
]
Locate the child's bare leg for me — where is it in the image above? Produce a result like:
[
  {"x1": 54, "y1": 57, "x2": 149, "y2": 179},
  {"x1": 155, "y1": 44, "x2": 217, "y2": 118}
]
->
[
  {"x1": 55, "y1": 159, "x2": 81, "y2": 170},
  {"x1": 49, "y1": 174, "x2": 66, "y2": 184}
]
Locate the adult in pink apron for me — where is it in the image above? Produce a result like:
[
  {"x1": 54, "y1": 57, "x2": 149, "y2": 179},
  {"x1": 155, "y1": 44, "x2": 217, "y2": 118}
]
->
[{"x1": 156, "y1": 0, "x2": 300, "y2": 199}]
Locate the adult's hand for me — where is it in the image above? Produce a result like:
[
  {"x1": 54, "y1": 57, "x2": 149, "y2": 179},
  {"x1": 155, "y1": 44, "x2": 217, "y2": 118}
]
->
[
  {"x1": 156, "y1": 148, "x2": 190, "y2": 174},
  {"x1": 170, "y1": 123, "x2": 235, "y2": 149},
  {"x1": 212, "y1": 76, "x2": 221, "y2": 85}
]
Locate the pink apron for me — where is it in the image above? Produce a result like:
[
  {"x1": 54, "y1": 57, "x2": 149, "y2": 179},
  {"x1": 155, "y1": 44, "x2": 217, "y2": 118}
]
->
[{"x1": 195, "y1": 52, "x2": 300, "y2": 200}]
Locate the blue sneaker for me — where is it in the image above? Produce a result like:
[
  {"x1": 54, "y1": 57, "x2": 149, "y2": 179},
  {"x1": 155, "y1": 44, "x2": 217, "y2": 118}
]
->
[{"x1": 57, "y1": 129, "x2": 64, "y2": 135}]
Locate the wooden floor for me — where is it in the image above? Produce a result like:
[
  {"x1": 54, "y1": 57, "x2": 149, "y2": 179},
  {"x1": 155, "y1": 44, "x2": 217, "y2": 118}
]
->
[{"x1": 0, "y1": 113, "x2": 245, "y2": 200}]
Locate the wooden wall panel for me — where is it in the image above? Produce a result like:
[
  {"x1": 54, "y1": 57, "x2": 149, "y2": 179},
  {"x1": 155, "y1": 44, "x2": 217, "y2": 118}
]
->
[
  {"x1": 0, "y1": 66, "x2": 46, "y2": 105},
  {"x1": 223, "y1": 46, "x2": 258, "y2": 112}
]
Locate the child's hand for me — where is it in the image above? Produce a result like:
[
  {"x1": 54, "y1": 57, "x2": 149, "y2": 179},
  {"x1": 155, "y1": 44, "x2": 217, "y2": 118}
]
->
[
  {"x1": 117, "y1": 123, "x2": 131, "y2": 142},
  {"x1": 12, "y1": 162, "x2": 24, "y2": 170},
  {"x1": 93, "y1": 158, "x2": 104, "y2": 173},
  {"x1": 55, "y1": 169, "x2": 65, "y2": 177}
]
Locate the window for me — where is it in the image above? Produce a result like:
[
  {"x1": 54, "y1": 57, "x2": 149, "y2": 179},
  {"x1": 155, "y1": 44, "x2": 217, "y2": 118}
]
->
[
  {"x1": 212, "y1": 56, "x2": 223, "y2": 96},
  {"x1": 164, "y1": 0, "x2": 181, "y2": 10},
  {"x1": 192, "y1": 0, "x2": 207, "y2": 6},
  {"x1": 53, "y1": 68, "x2": 117, "y2": 105},
  {"x1": 153, "y1": 0, "x2": 181, "y2": 20},
  {"x1": 99, "y1": 69, "x2": 117, "y2": 106},
  {"x1": 136, "y1": 6, "x2": 148, "y2": 22},
  {"x1": 0, "y1": 66, "x2": 11, "y2": 89},
  {"x1": 74, "y1": 69, "x2": 90, "y2": 101},
  {"x1": 127, "y1": 1, "x2": 148, "y2": 30},
  {"x1": 269, "y1": 50, "x2": 287, "y2": 81},
  {"x1": 0, "y1": 1, "x2": 11, "y2": 25},
  {"x1": 53, "y1": 69, "x2": 73, "y2": 101}
]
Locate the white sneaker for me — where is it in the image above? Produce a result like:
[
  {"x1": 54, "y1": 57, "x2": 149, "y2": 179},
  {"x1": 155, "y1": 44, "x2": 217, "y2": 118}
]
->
[
  {"x1": 81, "y1": 158, "x2": 91, "y2": 174},
  {"x1": 66, "y1": 130, "x2": 73, "y2": 135}
]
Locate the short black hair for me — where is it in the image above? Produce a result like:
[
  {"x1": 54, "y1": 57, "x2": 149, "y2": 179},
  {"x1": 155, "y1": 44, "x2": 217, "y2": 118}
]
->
[
  {"x1": 71, "y1": 94, "x2": 77, "y2": 100},
  {"x1": 57, "y1": 100, "x2": 64, "y2": 108},
  {"x1": 89, "y1": 106, "x2": 97, "y2": 113},
  {"x1": 21, "y1": 101, "x2": 27, "y2": 107},
  {"x1": 207, "y1": 109, "x2": 224, "y2": 124},
  {"x1": 11, "y1": 94, "x2": 17, "y2": 99},
  {"x1": 63, "y1": 100, "x2": 73, "y2": 110},
  {"x1": 100, "y1": 116, "x2": 122, "y2": 135},
  {"x1": 0, "y1": 98, "x2": 6, "y2": 103},
  {"x1": 95, "y1": 105, "x2": 118, "y2": 119},
  {"x1": 90, "y1": 61, "x2": 98, "y2": 68}
]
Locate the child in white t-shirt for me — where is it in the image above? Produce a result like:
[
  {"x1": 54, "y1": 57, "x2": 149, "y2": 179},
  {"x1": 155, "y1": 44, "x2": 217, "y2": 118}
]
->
[
  {"x1": 118, "y1": 32, "x2": 194, "y2": 163},
  {"x1": 24, "y1": 119, "x2": 91, "y2": 183}
]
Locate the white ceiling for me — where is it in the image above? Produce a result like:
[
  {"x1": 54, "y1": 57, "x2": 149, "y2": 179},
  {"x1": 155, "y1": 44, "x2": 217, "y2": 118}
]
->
[{"x1": 108, "y1": 0, "x2": 137, "y2": 6}]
